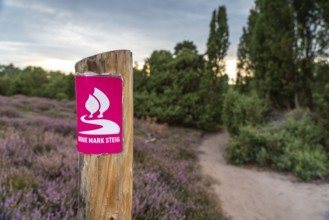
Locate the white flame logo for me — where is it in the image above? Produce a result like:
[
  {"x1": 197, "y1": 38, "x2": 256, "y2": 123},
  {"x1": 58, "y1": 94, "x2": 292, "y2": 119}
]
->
[
  {"x1": 85, "y1": 95, "x2": 99, "y2": 118},
  {"x1": 80, "y1": 87, "x2": 120, "y2": 135},
  {"x1": 85, "y1": 88, "x2": 110, "y2": 118}
]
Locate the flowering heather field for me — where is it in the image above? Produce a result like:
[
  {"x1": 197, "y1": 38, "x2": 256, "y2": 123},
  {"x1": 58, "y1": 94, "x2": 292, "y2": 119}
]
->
[{"x1": 0, "y1": 95, "x2": 222, "y2": 219}]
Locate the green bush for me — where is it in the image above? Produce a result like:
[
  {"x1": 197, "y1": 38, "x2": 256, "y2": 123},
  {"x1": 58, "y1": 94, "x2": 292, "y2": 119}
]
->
[
  {"x1": 291, "y1": 149, "x2": 328, "y2": 181},
  {"x1": 222, "y1": 89, "x2": 268, "y2": 135},
  {"x1": 227, "y1": 126, "x2": 262, "y2": 165},
  {"x1": 228, "y1": 114, "x2": 329, "y2": 181},
  {"x1": 55, "y1": 92, "x2": 68, "y2": 100},
  {"x1": 283, "y1": 113, "x2": 324, "y2": 146},
  {"x1": 228, "y1": 125, "x2": 280, "y2": 166}
]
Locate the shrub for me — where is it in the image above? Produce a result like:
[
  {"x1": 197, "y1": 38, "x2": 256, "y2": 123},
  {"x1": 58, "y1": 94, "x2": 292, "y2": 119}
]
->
[
  {"x1": 283, "y1": 114, "x2": 324, "y2": 146},
  {"x1": 133, "y1": 119, "x2": 222, "y2": 219},
  {"x1": 227, "y1": 125, "x2": 279, "y2": 166},
  {"x1": 222, "y1": 89, "x2": 268, "y2": 135},
  {"x1": 0, "y1": 107, "x2": 22, "y2": 118},
  {"x1": 291, "y1": 149, "x2": 328, "y2": 181},
  {"x1": 228, "y1": 113, "x2": 329, "y2": 181},
  {"x1": 55, "y1": 92, "x2": 68, "y2": 100},
  {"x1": 0, "y1": 96, "x2": 223, "y2": 219}
]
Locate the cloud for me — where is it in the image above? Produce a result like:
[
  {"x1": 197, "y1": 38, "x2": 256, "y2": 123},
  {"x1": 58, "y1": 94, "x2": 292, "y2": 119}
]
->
[{"x1": 0, "y1": 0, "x2": 254, "y2": 72}]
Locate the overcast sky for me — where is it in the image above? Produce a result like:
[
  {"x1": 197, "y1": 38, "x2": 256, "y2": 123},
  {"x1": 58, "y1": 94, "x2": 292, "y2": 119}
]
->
[{"x1": 0, "y1": 0, "x2": 254, "y2": 76}]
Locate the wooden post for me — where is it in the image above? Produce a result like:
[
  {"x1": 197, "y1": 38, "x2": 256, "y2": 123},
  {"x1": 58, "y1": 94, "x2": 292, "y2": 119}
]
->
[{"x1": 75, "y1": 50, "x2": 133, "y2": 220}]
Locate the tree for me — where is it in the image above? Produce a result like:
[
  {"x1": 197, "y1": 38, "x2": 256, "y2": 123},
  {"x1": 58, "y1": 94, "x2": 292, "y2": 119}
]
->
[
  {"x1": 22, "y1": 66, "x2": 49, "y2": 96},
  {"x1": 174, "y1": 40, "x2": 198, "y2": 55},
  {"x1": 216, "y1": 6, "x2": 230, "y2": 74},
  {"x1": 291, "y1": 0, "x2": 329, "y2": 109},
  {"x1": 133, "y1": 6, "x2": 232, "y2": 129},
  {"x1": 172, "y1": 41, "x2": 205, "y2": 73},
  {"x1": 252, "y1": 0, "x2": 296, "y2": 109},
  {"x1": 206, "y1": 9, "x2": 217, "y2": 70},
  {"x1": 146, "y1": 50, "x2": 173, "y2": 71},
  {"x1": 133, "y1": 40, "x2": 225, "y2": 129},
  {"x1": 0, "y1": 64, "x2": 74, "y2": 99},
  {"x1": 237, "y1": 0, "x2": 329, "y2": 110},
  {"x1": 143, "y1": 50, "x2": 173, "y2": 94},
  {"x1": 236, "y1": 9, "x2": 259, "y2": 92},
  {"x1": 206, "y1": 6, "x2": 230, "y2": 76}
]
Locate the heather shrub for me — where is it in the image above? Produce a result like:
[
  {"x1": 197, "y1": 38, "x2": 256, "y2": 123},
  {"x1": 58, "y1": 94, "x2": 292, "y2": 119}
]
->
[
  {"x1": 2, "y1": 168, "x2": 38, "y2": 193},
  {"x1": 133, "y1": 119, "x2": 222, "y2": 219},
  {"x1": 0, "y1": 95, "x2": 223, "y2": 219},
  {"x1": 222, "y1": 89, "x2": 268, "y2": 135},
  {"x1": 0, "y1": 96, "x2": 78, "y2": 219},
  {"x1": 134, "y1": 117, "x2": 168, "y2": 139},
  {"x1": 0, "y1": 107, "x2": 22, "y2": 118},
  {"x1": 228, "y1": 113, "x2": 329, "y2": 181}
]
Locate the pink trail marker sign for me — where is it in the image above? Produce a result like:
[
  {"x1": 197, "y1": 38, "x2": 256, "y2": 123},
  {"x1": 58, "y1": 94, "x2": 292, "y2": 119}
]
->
[{"x1": 75, "y1": 75, "x2": 123, "y2": 154}]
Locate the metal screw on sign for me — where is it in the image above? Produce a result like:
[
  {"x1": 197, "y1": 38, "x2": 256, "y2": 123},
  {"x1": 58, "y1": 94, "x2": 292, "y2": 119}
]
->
[{"x1": 75, "y1": 50, "x2": 133, "y2": 220}]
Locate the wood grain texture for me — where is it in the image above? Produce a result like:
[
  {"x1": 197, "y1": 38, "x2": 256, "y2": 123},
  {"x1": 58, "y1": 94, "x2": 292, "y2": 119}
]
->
[{"x1": 75, "y1": 50, "x2": 133, "y2": 220}]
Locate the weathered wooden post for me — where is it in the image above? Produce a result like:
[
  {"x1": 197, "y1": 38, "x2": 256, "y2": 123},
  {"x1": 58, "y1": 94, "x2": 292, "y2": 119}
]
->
[{"x1": 75, "y1": 50, "x2": 133, "y2": 220}]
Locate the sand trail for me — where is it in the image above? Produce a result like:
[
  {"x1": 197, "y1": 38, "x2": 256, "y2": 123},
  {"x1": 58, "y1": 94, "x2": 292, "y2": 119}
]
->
[{"x1": 198, "y1": 131, "x2": 329, "y2": 220}]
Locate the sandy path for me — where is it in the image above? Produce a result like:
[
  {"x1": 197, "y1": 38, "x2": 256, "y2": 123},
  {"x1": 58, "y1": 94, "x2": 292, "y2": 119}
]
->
[{"x1": 198, "y1": 131, "x2": 329, "y2": 220}]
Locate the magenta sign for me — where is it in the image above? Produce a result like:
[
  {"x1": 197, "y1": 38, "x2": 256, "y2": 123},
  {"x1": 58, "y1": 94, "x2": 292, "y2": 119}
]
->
[{"x1": 75, "y1": 75, "x2": 123, "y2": 154}]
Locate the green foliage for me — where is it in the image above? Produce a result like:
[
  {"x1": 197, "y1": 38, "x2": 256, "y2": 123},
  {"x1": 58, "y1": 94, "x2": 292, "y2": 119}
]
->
[
  {"x1": 0, "y1": 64, "x2": 75, "y2": 100},
  {"x1": 228, "y1": 125, "x2": 269, "y2": 165},
  {"x1": 289, "y1": 149, "x2": 328, "y2": 181},
  {"x1": 134, "y1": 38, "x2": 229, "y2": 130},
  {"x1": 237, "y1": 0, "x2": 329, "y2": 109},
  {"x1": 206, "y1": 6, "x2": 229, "y2": 75},
  {"x1": 134, "y1": 6, "x2": 230, "y2": 130},
  {"x1": 252, "y1": 0, "x2": 296, "y2": 108},
  {"x1": 222, "y1": 89, "x2": 268, "y2": 135},
  {"x1": 228, "y1": 113, "x2": 329, "y2": 181},
  {"x1": 174, "y1": 40, "x2": 198, "y2": 55},
  {"x1": 234, "y1": 1, "x2": 329, "y2": 182},
  {"x1": 4, "y1": 169, "x2": 38, "y2": 193},
  {"x1": 313, "y1": 61, "x2": 329, "y2": 150},
  {"x1": 284, "y1": 111, "x2": 324, "y2": 146}
]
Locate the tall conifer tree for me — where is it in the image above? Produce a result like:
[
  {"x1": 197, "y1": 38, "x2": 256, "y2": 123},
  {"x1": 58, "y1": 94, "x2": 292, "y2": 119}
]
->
[{"x1": 206, "y1": 6, "x2": 230, "y2": 76}]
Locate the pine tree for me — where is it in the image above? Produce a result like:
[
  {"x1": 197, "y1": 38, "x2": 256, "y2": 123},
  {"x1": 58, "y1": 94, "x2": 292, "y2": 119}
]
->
[
  {"x1": 253, "y1": 0, "x2": 296, "y2": 109},
  {"x1": 237, "y1": 0, "x2": 297, "y2": 109},
  {"x1": 237, "y1": 0, "x2": 329, "y2": 110}
]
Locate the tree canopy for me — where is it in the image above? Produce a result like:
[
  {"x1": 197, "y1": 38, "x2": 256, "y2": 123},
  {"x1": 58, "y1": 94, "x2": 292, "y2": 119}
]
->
[
  {"x1": 236, "y1": 0, "x2": 329, "y2": 110},
  {"x1": 0, "y1": 64, "x2": 75, "y2": 100}
]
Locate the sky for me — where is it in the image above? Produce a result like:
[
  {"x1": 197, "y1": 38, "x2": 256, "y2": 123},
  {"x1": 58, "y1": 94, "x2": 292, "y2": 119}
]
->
[{"x1": 0, "y1": 0, "x2": 254, "y2": 80}]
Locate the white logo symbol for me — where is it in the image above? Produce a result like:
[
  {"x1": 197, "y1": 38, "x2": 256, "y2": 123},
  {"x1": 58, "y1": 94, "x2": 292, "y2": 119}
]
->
[{"x1": 79, "y1": 88, "x2": 120, "y2": 135}]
